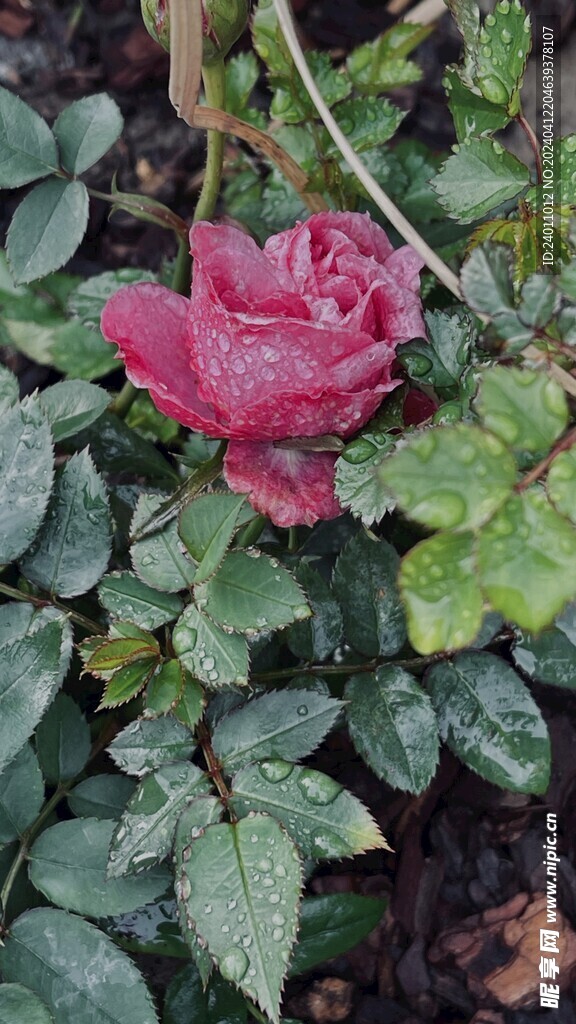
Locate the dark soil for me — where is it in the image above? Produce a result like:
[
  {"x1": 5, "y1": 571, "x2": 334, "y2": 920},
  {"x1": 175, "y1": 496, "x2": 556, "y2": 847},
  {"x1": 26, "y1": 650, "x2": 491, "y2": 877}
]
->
[{"x1": 2, "y1": 1, "x2": 576, "y2": 1021}]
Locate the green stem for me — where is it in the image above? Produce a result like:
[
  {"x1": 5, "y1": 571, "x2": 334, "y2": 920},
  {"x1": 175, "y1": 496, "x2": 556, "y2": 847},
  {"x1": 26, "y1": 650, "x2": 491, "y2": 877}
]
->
[
  {"x1": 194, "y1": 59, "x2": 227, "y2": 223},
  {"x1": 0, "y1": 582, "x2": 105, "y2": 635},
  {"x1": 172, "y1": 235, "x2": 193, "y2": 296},
  {"x1": 110, "y1": 381, "x2": 138, "y2": 420},
  {"x1": 236, "y1": 514, "x2": 267, "y2": 549},
  {"x1": 288, "y1": 526, "x2": 299, "y2": 554},
  {"x1": 253, "y1": 652, "x2": 444, "y2": 683}
]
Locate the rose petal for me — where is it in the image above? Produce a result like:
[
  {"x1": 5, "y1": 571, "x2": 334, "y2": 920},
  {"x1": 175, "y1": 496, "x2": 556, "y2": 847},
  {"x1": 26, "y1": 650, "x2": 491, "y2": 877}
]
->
[
  {"x1": 101, "y1": 283, "x2": 225, "y2": 434},
  {"x1": 228, "y1": 379, "x2": 398, "y2": 441},
  {"x1": 224, "y1": 441, "x2": 341, "y2": 527}
]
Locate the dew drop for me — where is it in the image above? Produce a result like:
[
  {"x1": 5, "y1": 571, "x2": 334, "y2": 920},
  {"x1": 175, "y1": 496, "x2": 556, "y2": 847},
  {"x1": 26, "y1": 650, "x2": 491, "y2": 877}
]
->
[
  {"x1": 259, "y1": 760, "x2": 294, "y2": 783},
  {"x1": 219, "y1": 947, "x2": 249, "y2": 984}
]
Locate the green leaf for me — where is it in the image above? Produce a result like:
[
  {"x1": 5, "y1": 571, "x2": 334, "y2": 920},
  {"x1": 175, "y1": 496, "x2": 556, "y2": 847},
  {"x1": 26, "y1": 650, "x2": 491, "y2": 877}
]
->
[
  {"x1": 0, "y1": 909, "x2": 159, "y2": 1023},
  {"x1": 173, "y1": 797, "x2": 224, "y2": 985},
  {"x1": 0, "y1": 601, "x2": 72, "y2": 676},
  {"x1": 397, "y1": 309, "x2": 473, "y2": 389},
  {"x1": 7, "y1": 179, "x2": 89, "y2": 285},
  {"x1": 474, "y1": 0, "x2": 531, "y2": 109},
  {"x1": 226, "y1": 51, "x2": 266, "y2": 129},
  {"x1": 513, "y1": 602, "x2": 576, "y2": 688},
  {"x1": 475, "y1": 366, "x2": 568, "y2": 452},
  {"x1": 172, "y1": 604, "x2": 249, "y2": 687},
  {"x1": 176, "y1": 814, "x2": 301, "y2": 1024},
  {"x1": 230, "y1": 763, "x2": 388, "y2": 860},
  {"x1": 145, "y1": 659, "x2": 185, "y2": 715},
  {"x1": 0, "y1": 744, "x2": 44, "y2": 844},
  {"x1": 328, "y1": 97, "x2": 405, "y2": 154},
  {"x1": 172, "y1": 673, "x2": 205, "y2": 731},
  {"x1": 212, "y1": 690, "x2": 343, "y2": 774},
  {"x1": 98, "y1": 571, "x2": 183, "y2": 630},
  {"x1": 517, "y1": 273, "x2": 558, "y2": 329},
  {"x1": 400, "y1": 532, "x2": 484, "y2": 654},
  {"x1": 432, "y1": 139, "x2": 530, "y2": 223},
  {"x1": 345, "y1": 668, "x2": 439, "y2": 794},
  {"x1": 52, "y1": 93, "x2": 123, "y2": 175},
  {"x1": 131, "y1": 494, "x2": 197, "y2": 593},
  {"x1": 194, "y1": 551, "x2": 310, "y2": 634},
  {"x1": 334, "y1": 431, "x2": 396, "y2": 526},
  {"x1": 0, "y1": 618, "x2": 70, "y2": 774},
  {"x1": 51, "y1": 320, "x2": 119, "y2": 381},
  {"x1": 29, "y1": 818, "x2": 171, "y2": 917},
  {"x1": 443, "y1": 66, "x2": 511, "y2": 141},
  {"x1": 103, "y1": 896, "x2": 188, "y2": 960},
  {"x1": 100, "y1": 658, "x2": 160, "y2": 709},
  {"x1": 289, "y1": 894, "x2": 386, "y2": 977},
  {"x1": 84, "y1": 635, "x2": 159, "y2": 676},
  {"x1": 179, "y1": 493, "x2": 248, "y2": 583},
  {"x1": 67, "y1": 774, "x2": 136, "y2": 820},
  {"x1": 20, "y1": 449, "x2": 111, "y2": 597},
  {"x1": 460, "y1": 242, "x2": 515, "y2": 317},
  {"x1": 346, "y1": 24, "x2": 430, "y2": 93},
  {"x1": 286, "y1": 563, "x2": 343, "y2": 660},
  {"x1": 0, "y1": 983, "x2": 53, "y2": 1024},
  {"x1": 0, "y1": 397, "x2": 54, "y2": 564},
  {"x1": 70, "y1": 411, "x2": 178, "y2": 482},
  {"x1": 547, "y1": 447, "x2": 576, "y2": 525},
  {"x1": 476, "y1": 490, "x2": 576, "y2": 631},
  {"x1": 332, "y1": 531, "x2": 406, "y2": 657},
  {"x1": 107, "y1": 717, "x2": 196, "y2": 777},
  {"x1": 35, "y1": 693, "x2": 90, "y2": 783},
  {"x1": 0, "y1": 86, "x2": 58, "y2": 187},
  {"x1": 427, "y1": 651, "x2": 550, "y2": 793},
  {"x1": 380, "y1": 424, "x2": 516, "y2": 531},
  {"x1": 108, "y1": 762, "x2": 211, "y2": 877},
  {"x1": 163, "y1": 964, "x2": 247, "y2": 1024},
  {"x1": 0, "y1": 364, "x2": 19, "y2": 414},
  {"x1": 271, "y1": 50, "x2": 351, "y2": 124},
  {"x1": 38, "y1": 380, "x2": 109, "y2": 441}
]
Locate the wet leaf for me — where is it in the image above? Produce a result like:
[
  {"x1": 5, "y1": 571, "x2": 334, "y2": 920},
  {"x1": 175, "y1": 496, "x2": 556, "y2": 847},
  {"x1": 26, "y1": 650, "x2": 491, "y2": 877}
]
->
[
  {"x1": 346, "y1": 23, "x2": 429, "y2": 92},
  {"x1": 20, "y1": 449, "x2": 111, "y2": 598},
  {"x1": 172, "y1": 604, "x2": 249, "y2": 687},
  {"x1": 176, "y1": 814, "x2": 301, "y2": 1024},
  {"x1": 0, "y1": 398, "x2": 54, "y2": 564},
  {"x1": 84, "y1": 636, "x2": 159, "y2": 676},
  {"x1": 289, "y1": 893, "x2": 386, "y2": 977},
  {"x1": 0, "y1": 617, "x2": 70, "y2": 774},
  {"x1": 173, "y1": 797, "x2": 224, "y2": 986},
  {"x1": 163, "y1": 962, "x2": 247, "y2": 1024},
  {"x1": 51, "y1": 320, "x2": 119, "y2": 380},
  {"x1": 547, "y1": 447, "x2": 576, "y2": 525},
  {"x1": 100, "y1": 657, "x2": 159, "y2": 709},
  {"x1": 0, "y1": 744, "x2": 44, "y2": 845},
  {"x1": 29, "y1": 818, "x2": 171, "y2": 917},
  {"x1": 70, "y1": 411, "x2": 178, "y2": 482},
  {"x1": 397, "y1": 309, "x2": 473, "y2": 390},
  {"x1": 53, "y1": 93, "x2": 123, "y2": 175},
  {"x1": 103, "y1": 897, "x2": 188, "y2": 961},
  {"x1": 67, "y1": 774, "x2": 136, "y2": 820},
  {"x1": 172, "y1": 673, "x2": 205, "y2": 731},
  {"x1": 474, "y1": 0, "x2": 531, "y2": 110},
  {"x1": 212, "y1": 690, "x2": 343, "y2": 774},
  {"x1": 345, "y1": 668, "x2": 438, "y2": 794},
  {"x1": 0, "y1": 85, "x2": 58, "y2": 188},
  {"x1": 108, "y1": 761, "x2": 211, "y2": 877},
  {"x1": 145, "y1": 660, "x2": 185, "y2": 715},
  {"x1": 476, "y1": 366, "x2": 568, "y2": 452},
  {"x1": 334, "y1": 431, "x2": 396, "y2": 526},
  {"x1": 107, "y1": 717, "x2": 195, "y2": 777},
  {"x1": 427, "y1": 651, "x2": 550, "y2": 793},
  {"x1": 0, "y1": 363, "x2": 19, "y2": 414},
  {"x1": 179, "y1": 492, "x2": 249, "y2": 583},
  {"x1": 98, "y1": 571, "x2": 183, "y2": 630},
  {"x1": 7, "y1": 179, "x2": 89, "y2": 284},
  {"x1": 287, "y1": 563, "x2": 343, "y2": 661},
  {"x1": 230, "y1": 763, "x2": 388, "y2": 859},
  {"x1": 432, "y1": 139, "x2": 530, "y2": 223},
  {"x1": 332, "y1": 531, "x2": 405, "y2": 657},
  {"x1": 460, "y1": 243, "x2": 515, "y2": 317},
  {"x1": 400, "y1": 532, "x2": 484, "y2": 654},
  {"x1": 0, "y1": 909, "x2": 159, "y2": 1023},
  {"x1": 380, "y1": 424, "x2": 516, "y2": 532},
  {"x1": 38, "y1": 380, "x2": 109, "y2": 442},
  {"x1": 476, "y1": 490, "x2": 576, "y2": 632},
  {"x1": 328, "y1": 97, "x2": 405, "y2": 153},
  {"x1": 443, "y1": 66, "x2": 510, "y2": 141},
  {"x1": 131, "y1": 494, "x2": 197, "y2": 593},
  {"x1": 194, "y1": 551, "x2": 310, "y2": 634},
  {"x1": 0, "y1": 983, "x2": 53, "y2": 1024},
  {"x1": 35, "y1": 693, "x2": 90, "y2": 783}
]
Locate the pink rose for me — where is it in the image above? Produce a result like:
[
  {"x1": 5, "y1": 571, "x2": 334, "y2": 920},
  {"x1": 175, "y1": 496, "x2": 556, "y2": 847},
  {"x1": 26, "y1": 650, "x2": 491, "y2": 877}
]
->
[{"x1": 101, "y1": 212, "x2": 425, "y2": 526}]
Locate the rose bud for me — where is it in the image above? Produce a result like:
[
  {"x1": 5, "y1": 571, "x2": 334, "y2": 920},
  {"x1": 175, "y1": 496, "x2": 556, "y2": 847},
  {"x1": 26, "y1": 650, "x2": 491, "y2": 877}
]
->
[
  {"x1": 141, "y1": 0, "x2": 249, "y2": 62},
  {"x1": 101, "y1": 212, "x2": 425, "y2": 527}
]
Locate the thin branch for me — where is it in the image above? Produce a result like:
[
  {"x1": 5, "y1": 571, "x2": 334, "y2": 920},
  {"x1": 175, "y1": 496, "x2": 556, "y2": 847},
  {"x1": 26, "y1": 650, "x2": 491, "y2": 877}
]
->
[
  {"x1": 0, "y1": 582, "x2": 105, "y2": 635},
  {"x1": 272, "y1": 0, "x2": 462, "y2": 299},
  {"x1": 516, "y1": 112, "x2": 543, "y2": 184},
  {"x1": 516, "y1": 425, "x2": 576, "y2": 493}
]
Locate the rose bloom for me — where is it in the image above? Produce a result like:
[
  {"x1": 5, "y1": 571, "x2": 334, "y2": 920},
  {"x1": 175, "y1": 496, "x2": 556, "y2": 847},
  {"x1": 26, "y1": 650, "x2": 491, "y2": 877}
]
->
[{"x1": 101, "y1": 212, "x2": 425, "y2": 527}]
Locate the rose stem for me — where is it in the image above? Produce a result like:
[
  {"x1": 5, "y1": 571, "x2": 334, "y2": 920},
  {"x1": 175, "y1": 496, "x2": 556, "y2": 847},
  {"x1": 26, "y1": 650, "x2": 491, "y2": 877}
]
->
[{"x1": 193, "y1": 57, "x2": 227, "y2": 225}]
